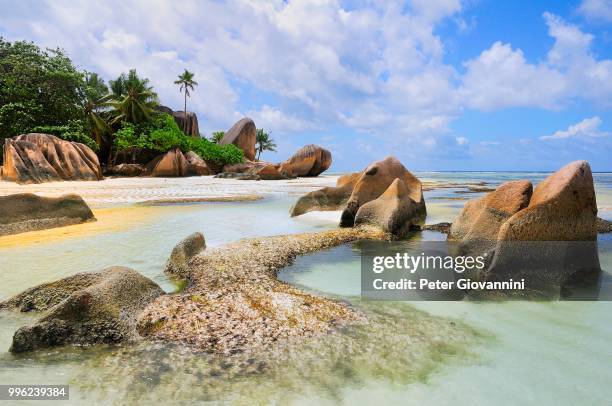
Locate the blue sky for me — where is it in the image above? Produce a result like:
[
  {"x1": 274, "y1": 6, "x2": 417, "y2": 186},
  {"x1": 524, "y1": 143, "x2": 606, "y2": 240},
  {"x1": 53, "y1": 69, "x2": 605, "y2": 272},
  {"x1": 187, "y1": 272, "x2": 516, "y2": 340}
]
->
[{"x1": 1, "y1": 0, "x2": 611, "y2": 171}]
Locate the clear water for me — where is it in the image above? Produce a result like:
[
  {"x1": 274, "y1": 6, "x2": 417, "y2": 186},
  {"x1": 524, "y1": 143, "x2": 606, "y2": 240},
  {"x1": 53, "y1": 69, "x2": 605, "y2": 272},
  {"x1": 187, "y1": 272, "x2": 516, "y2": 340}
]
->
[{"x1": 0, "y1": 172, "x2": 611, "y2": 404}]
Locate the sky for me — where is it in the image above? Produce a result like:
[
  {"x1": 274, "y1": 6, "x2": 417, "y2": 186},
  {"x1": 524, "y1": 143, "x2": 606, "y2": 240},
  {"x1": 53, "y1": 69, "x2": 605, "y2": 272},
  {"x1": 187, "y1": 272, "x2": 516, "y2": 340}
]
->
[{"x1": 1, "y1": 0, "x2": 611, "y2": 172}]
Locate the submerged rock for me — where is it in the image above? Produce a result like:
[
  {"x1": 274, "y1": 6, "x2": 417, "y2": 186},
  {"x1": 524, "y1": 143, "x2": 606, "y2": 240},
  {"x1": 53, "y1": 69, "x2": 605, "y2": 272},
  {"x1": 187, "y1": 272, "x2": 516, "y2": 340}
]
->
[
  {"x1": 220, "y1": 118, "x2": 256, "y2": 161},
  {"x1": 279, "y1": 144, "x2": 332, "y2": 177},
  {"x1": 8, "y1": 267, "x2": 163, "y2": 353},
  {"x1": 354, "y1": 178, "x2": 426, "y2": 237},
  {"x1": 2, "y1": 133, "x2": 103, "y2": 184},
  {"x1": 165, "y1": 232, "x2": 206, "y2": 275},
  {"x1": 0, "y1": 193, "x2": 95, "y2": 236}
]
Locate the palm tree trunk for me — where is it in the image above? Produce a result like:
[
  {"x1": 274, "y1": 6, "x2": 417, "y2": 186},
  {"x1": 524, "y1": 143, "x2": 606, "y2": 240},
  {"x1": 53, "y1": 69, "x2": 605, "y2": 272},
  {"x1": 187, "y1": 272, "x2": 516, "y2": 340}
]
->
[{"x1": 183, "y1": 91, "x2": 188, "y2": 134}]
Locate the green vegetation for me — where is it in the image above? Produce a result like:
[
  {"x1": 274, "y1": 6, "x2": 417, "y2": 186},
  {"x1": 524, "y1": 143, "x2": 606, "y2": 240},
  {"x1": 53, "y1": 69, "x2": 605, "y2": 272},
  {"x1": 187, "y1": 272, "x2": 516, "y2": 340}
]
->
[
  {"x1": 0, "y1": 37, "x2": 244, "y2": 168},
  {"x1": 174, "y1": 69, "x2": 198, "y2": 132},
  {"x1": 113, "y1": 113, "x2": 242, "y2": 165},
  {"x1": 255, "y1": 129, "x2": 277, "y2": 160},
  {"x1": 211, "y1": 131, "x2": 225, "y2": 144}
]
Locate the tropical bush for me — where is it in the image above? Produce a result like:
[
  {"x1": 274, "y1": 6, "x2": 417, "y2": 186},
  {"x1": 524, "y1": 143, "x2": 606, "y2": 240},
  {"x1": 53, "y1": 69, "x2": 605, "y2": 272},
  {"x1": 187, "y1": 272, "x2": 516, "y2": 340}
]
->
[
  {"x1": 113, "y1": 113, "x2": 243, "y2": 165},
  {"x1": 31, "y1": 120, "x2": 99, "y2": 151}
]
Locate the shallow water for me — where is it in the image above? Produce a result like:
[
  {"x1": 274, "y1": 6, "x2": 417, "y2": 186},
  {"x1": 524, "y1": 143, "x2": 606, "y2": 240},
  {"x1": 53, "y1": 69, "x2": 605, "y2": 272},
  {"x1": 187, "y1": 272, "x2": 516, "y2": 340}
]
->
[{"x1": 0, "y1": 172, "x2": 611, "y2": 404}]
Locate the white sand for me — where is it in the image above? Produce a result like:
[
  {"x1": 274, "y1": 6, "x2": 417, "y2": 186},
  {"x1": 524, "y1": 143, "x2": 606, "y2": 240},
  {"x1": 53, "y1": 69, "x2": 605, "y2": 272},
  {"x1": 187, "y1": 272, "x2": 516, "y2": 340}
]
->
[{"x1": 0, "y1": 175, "x2": 338, "y2": 207}]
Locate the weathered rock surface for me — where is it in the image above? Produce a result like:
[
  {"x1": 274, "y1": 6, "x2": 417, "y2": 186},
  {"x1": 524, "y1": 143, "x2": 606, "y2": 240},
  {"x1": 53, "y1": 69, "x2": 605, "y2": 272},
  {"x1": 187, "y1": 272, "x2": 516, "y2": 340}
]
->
[
  {"x1": 185, "y1": 151, "x2": 213, "y2": 175},
  {"x1": 222, "y1": 160, "x2": 285, "y2": 180},
  {"x1": 354, "y1": 177, "x2": 426, "y2": 237},
  {"x1": 340, "y1": 157, "x2": 424, "y2": 228},
  {"x1": 598, "y1": 217, "x2": 612, "y2": 233},
  {"x1": 496, "y1": 161, "x2": 597, "y2": 242},
  {"x1": 105, "y1": 163, "x2": 144, "y2": 177},
  {"x1": 448, "y1": 180, "x2": 533, "y2": 254},
  {"x1": 173, "y1": 111, "x2": 199, "y2": 137},
  {"x1": 220, "y1": 118, "x2": 256, "y2": 161},
  {"x1": 279, "y1": 144, "x2": 332, "y2": 177},
  {"x1": 214, "y1": 172, "x2": 261, "y2": 180},
  {"x1": 290, "y1": 172, "x2": 360, "y2": 216},
  {"x1": 145, "y1": 149, "x2": 210, "y2": 177},
  {"x1": 2, "y1": 133, "x2": 103, "y2": 184},
  {"x1": 165, "y1": 232, "x2": 206, "y2": 275},
  {"x1": 7, "y1": 267, "x2": 163, "y2": 353},
  {"x1": 449, "y1": 161, "x2": 600, "y2": 295},
  {"x1": 139, "y1": 226, "x2": 388, "y2": 355},
  {"x1": 0, "y1": 193, "x2": 95, "y2": 236}
]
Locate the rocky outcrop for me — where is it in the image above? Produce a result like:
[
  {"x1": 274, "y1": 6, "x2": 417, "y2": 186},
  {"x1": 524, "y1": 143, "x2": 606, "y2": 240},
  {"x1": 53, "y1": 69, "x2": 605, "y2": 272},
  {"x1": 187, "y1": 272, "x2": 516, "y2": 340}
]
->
[
  {"x1": 2, "y1": 133, "x2": 103, "y2": 184},
  {"x1": 354, "y1": 178, "x2": 426, "y2": 236},
  {"x1": 165, "y1": 232, "x2": 206, "y2": 275},
  {"x1": 0, "y1": 193, "x2": 95, "y2": 236},
  {"x1": 185, "y1": 151, "x2": 212, "y2": 175},
  {"x1": 7, "y1": 267, "x2": 163, "y2": 353},
  {"x1": 598, "y1": 217, "x2": 612, "y2": 233},
  {"x1": 279, "y1": 145, "x2": 332, "y2": 177},
  {"x1": 156, "y1": 105, "x2": 200, "y2": 137},
  {"x1": 220, "y1": 118, "x2": 256, "y2": 161},
  {"x1": 145, "y1": 149, "x2": 210, "y2": 177},
  {"x1": 290, "y1": 172, "x2": 361, "y2": 216},
  {"x1": 221, "y1": 160, "x2": 286, "y2": 180},
  {"x1": 290, "y1": 157, "x2": 426, "y2": 237},
  {"x1": 448, "y1": 180, "x2": 533, "y2": 254},
  {"x1": 105, "y1": 164, "x2": 144, "y2": 177},
  {"x1": 450, "y1": 161, "x2": 600, "y2": 295},
  {"x1": 172, "y1": 111, "x2": 199, "y2": 137},
  {"x1": 340, "y1": 157, "x2": 425, "y2": 228}
]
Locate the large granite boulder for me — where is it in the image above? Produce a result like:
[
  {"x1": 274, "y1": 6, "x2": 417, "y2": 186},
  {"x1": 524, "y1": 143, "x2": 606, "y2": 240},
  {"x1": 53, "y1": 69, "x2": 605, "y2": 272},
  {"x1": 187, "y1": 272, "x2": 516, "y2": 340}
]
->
[
  {"x1": 185, "y1": 151, "x2": 212, "y2": 175},
  {"x1": 0, "y1": 193, "x2": 95, "y2": 236},
  {"x1": 221, "y1": 160, "x2": 285, "y2": 180},
  {"x1": 2, "y1": 133, "x2": 103, "y2": 184},
  {"x1": 290, "y1": 172, "x2": 360, "y2": 216},
  {"x1": 354, "y1": 177, "x2": 426, "y2": 237},
  {"x1": 220, "y1": 118, "x2": 256, "y2": 161},
  {"x1": 7, "y1": 267, "x2": 163, "y2": 353},
  {"x1": 448, "y1": 180, "x2": 533, "y2": 254},
  {"x1": 279, "y1": 144, "x2": 332, "y2": 177},
  {"x1": 145, "y1": 149, "x2": 210, "y2": 177},
  {"x1": 105, "y1": 163, "x2": 144, "y2": 177},
  {"x1": 340, "y1": 156, "x2": 424, "y2": 227},
  {"x1": 449, "y1": 161, "x2": 600, "y2": 296},
  {"x1": 165, "y1": 232, "x2": 206, "y2": 275},
  {"x1": 173, "y1": 111, "x2": 199, "y2": 137}
]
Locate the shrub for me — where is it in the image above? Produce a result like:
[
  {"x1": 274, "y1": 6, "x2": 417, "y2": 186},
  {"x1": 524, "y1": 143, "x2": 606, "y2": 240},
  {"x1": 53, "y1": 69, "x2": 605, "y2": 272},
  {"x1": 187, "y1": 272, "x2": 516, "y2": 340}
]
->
[
  {"x1": 112, "y1": 113, "x2": 243, "y2": 166},
  {"x1": 31, "y1": 120, "x2": 99, "y2": 151}
]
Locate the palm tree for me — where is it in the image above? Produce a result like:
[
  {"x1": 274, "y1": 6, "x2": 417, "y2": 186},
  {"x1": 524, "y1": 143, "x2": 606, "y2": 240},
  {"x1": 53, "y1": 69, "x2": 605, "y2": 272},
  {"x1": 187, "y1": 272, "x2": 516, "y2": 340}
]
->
[
  {"x1": 108, "y1": 69, "x2": 158, "y2": 125},
  {"x1": 211, "y1": 131, "x2": 225, "y2": 144},
  {"x1": 255, "y1": 129, "x2": 277, "y2": 160},
  {"x1": 82, "y1": 72, "x2": 112, "y2": 147},
  {"x1": 174, "y1": 69, "x2": 198, "y2": 132}
]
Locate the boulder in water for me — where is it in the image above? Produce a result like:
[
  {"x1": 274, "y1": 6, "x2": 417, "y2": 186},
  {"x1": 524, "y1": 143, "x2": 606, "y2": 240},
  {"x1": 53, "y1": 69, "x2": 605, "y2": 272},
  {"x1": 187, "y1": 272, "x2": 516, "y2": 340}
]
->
[
  {"x1": 165, "y1": 232, "x2": 206, "y2": 275},
  {"x1": 290, "y1": 172, "x2": 360, "y2": 216},
  {"x1": 8, "y1": 267, "x2": 163, "y2": 353},
  {"x1": 0, "y1": 193, "x2": 95, "y2": 236},
  {"x1": 354, "y1": 178, "x2": 426, "y2": 237}
]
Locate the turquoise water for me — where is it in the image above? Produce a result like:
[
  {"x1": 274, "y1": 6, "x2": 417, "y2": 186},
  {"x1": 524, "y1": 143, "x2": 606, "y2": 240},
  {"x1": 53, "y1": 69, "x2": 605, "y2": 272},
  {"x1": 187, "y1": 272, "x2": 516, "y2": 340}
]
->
[{"x1": 0, "y1": 172, "x2": 611, "y2": 404}]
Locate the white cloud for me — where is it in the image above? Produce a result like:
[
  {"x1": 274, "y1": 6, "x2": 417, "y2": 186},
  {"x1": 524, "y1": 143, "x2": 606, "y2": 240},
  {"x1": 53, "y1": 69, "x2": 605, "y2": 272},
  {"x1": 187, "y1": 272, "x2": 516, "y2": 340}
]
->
[
  {"x1": 541, "y1": 116, "x2": 610, "y2": 140},
  {"x1": 246, "y1": 105, "x2": 317, "y2": 133},
  {"x1": 578, "y1": 0, "x2": 612, "y2": 22}
]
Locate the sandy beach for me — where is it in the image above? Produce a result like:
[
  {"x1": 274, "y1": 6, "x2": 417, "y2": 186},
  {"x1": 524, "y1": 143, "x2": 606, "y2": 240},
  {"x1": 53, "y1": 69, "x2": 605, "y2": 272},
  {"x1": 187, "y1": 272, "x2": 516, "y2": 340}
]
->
[{"x1": 0, "y1": 175, "x2": 340, "y2": 207}]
